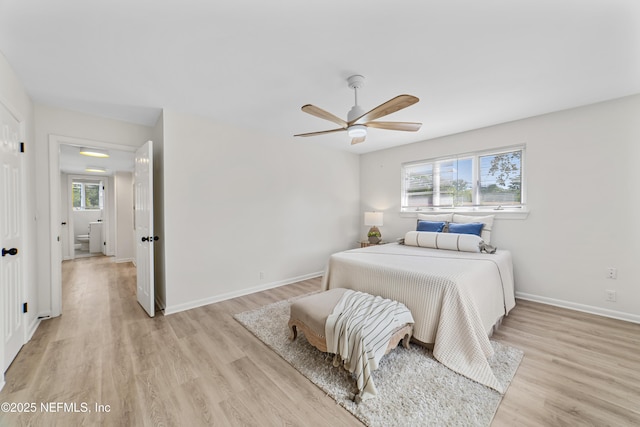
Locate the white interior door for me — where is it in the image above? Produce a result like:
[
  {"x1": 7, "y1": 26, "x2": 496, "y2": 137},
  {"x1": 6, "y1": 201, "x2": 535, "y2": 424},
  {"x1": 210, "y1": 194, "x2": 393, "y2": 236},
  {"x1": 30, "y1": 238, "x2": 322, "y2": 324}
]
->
[
  {"x1": 1, "y1": 102, "x2": 24, "y2": 372},
  {"x1": 135, "y1": 141, "x2": 154, "y2": 317}
]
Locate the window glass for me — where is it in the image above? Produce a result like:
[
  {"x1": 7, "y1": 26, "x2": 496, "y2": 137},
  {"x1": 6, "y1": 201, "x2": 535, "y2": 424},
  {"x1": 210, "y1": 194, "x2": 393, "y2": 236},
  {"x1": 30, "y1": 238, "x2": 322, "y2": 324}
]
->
[
  {"x1": 84, "y1": 183, "x2": 101, "y2": 209},
  {"x1": 402, "y1": 146, "x2": 524, "y2": 211},
  {"x1": 72, "y1": 181, "x2": 104, "y2": 210},
  {"x1": 479, "y1": 151, "x2": 522, "y2": 206},
  {"x1": 72, "y1": 183, "x2": 82, "y2": 209}
]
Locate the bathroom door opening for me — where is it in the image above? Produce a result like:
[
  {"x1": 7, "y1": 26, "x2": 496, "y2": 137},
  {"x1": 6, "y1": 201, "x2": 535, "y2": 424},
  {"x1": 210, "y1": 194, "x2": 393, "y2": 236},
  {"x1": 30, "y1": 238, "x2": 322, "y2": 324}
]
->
[
  {"x1": 68, "y1": 176, "x2": 107, "y2": 259},
  {"x1": 50, "y1": 135, "x2": 145, "y2": 318}
]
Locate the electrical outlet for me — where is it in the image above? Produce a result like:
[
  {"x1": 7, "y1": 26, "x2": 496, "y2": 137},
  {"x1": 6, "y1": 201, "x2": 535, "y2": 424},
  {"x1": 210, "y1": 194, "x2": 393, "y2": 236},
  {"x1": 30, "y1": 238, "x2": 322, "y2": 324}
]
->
[
  {"x1": 606, "y1": 267, "x2": 618, "y2": 279},
  {"x1": 259, "y1": 272, "x2": 264, "y2": 280},
  {"x1": 605, "y1": 290, "x2": 617, "y2": 302}
]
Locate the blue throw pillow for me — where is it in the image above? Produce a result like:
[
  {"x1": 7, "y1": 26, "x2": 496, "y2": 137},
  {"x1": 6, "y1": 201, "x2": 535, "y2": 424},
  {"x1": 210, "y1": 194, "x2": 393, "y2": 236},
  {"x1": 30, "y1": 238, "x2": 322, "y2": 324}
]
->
[
  {"x1": 448, "y1": 222, "x2": 484, "y2": 236},
  {"x1": 416, "y1": 220, "x2": 446, "y2": 232}
]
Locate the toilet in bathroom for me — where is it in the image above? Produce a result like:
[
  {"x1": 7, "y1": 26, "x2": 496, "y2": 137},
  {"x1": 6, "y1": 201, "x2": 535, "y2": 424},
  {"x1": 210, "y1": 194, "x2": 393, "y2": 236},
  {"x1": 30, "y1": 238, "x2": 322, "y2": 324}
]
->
[{"x1": 76, "y1": 234, "x2": 90, "y2": 251}]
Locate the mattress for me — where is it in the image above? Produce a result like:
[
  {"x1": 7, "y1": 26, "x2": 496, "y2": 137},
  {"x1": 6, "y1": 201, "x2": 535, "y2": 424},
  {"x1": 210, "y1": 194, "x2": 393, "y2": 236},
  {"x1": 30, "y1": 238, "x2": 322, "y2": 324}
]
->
[{"x1": 322, "y1": 242, "x2": 516, "y2": 392}]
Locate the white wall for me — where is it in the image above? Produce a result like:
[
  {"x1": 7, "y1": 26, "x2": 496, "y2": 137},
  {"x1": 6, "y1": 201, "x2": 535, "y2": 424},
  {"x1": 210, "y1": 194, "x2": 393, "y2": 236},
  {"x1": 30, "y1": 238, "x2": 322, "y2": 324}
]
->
[
  {"x1": 161, "y1": 110, "x2": 360, "y2": 313},
  {"x1": 360, "y1": 94, "x2": 640, "y2": 322},
  {"x1": 72, "y1": 210, "x2": 102, "y2": 237},
  {"x1": 114, "y1": 171, "x2": 134, "y2": 262},
  {"x1": 34, "y1": 104, "x2": 153, "y2": 316}
]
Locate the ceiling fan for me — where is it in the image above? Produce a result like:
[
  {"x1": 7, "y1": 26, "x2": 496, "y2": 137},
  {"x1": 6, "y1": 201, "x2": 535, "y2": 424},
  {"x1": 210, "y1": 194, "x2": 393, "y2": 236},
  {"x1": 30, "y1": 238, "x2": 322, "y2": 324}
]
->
[{"x1": 294, "y1": 75, "x2": 422, "y2": 145}]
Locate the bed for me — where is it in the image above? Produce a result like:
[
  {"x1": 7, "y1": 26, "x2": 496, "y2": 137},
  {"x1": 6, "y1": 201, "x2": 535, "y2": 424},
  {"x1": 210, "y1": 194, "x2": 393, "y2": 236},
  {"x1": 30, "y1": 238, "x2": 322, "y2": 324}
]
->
[{"x1": 321, "y1": 241, "x2": 515, "y2": 392}]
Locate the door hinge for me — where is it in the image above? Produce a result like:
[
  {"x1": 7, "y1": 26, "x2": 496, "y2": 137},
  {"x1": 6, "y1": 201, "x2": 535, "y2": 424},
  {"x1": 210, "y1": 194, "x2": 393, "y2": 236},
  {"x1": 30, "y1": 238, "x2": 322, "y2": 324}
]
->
[
  {"x1": 20, "y1": 142, "x2": 25, "y2": 153},
  {"x1": 23, "y1": 302, "x2": 28, "y2": 313}
]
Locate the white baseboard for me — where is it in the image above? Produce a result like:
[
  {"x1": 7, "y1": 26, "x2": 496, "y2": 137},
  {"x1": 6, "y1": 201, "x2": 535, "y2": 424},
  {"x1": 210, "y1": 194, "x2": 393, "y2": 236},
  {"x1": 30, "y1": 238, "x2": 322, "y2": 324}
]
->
[
  {"x1": 0, "y1": 317, "x2": 43, "y2": 394},
  {"x1": 115, "y1": 257, "x2": 134, "y2": 264},
  {"x1": 516, "y1": 292, "x2": 640, "y2": 324},
  {"x1": 163, "y1": 271, "x2": 324, "y2": 315}
]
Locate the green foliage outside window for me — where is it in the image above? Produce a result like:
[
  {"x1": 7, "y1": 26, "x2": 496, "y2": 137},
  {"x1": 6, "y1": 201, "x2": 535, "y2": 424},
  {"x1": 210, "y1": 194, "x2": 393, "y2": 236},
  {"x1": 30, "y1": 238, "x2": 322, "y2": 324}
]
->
[
  {"x1": 72, "y1": 181, "x2": 103, "y2": 210},
  {"x1": 402, "y1": 147, "x2": 524, "y2": 209}
]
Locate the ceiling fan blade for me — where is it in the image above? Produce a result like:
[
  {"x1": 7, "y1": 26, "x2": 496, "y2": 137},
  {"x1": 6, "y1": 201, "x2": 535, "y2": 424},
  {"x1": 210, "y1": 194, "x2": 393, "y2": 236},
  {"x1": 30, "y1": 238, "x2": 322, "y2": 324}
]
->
[
  {"x1": 348, "y1": 94, "x2": 419, "y2": 125},
  {"x1": 365, "y1": 121, "x2": 422, "y2": 132},
  {"x1": 294, "y1": 128, "x2": 346, "y2": 137},
  {"x1": 301, "y1": 104, "x2": 348, "y2": 128},
  {"x1": 351, "y1": 136, "x2": 366, "y2": 145}
]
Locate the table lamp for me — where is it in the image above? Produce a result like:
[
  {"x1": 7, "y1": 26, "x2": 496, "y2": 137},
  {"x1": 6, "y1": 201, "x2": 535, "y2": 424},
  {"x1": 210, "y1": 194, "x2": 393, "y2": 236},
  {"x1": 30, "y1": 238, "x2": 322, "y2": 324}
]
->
[{"x1": 364, "y1": 211, "x2": 383, "y2": 244}]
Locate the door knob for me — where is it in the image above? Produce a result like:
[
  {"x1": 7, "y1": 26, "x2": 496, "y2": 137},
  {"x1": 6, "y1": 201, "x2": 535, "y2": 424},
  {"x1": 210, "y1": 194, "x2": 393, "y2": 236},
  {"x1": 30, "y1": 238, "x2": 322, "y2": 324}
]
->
[
  {"x1": 153, "y1": 236, "x2": 159, "y2": 241},
  {"x1": 2, "y1": 248, "x2": 18, "y2": 257},
  {"x1": 141, "y1": 237, "x2": 149, "y2": 242}
]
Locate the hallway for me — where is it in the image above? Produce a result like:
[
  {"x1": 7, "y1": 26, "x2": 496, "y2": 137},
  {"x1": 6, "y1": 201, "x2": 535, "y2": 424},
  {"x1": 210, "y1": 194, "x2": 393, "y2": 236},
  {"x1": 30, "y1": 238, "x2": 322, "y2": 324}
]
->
[{"x1": 0, "y1": 256, "x2": 356, "y2": 426}]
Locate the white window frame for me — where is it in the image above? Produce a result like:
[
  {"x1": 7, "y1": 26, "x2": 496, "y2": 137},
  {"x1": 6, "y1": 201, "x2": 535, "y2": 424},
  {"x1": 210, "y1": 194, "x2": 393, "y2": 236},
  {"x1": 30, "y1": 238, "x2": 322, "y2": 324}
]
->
[
  {"x1": 72, "y1": 181, "x2": 104, "y2": 211},
  {"x1": 401, "y1": 144, "x2": 526, "y2": 215}
]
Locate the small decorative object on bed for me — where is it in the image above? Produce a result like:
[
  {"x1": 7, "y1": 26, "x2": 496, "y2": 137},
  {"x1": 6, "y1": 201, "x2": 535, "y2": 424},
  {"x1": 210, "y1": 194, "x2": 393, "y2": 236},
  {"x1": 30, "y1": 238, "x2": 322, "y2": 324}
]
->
[
  {"x1": 323, "y1": 236, "x2": 515, "y2": 393},
  {"x1": 364, "y1": 211, "x2": 383, "y2": 244},
  {"x1": 404, "y1": 230, "x2": 484, "y2": 252}
]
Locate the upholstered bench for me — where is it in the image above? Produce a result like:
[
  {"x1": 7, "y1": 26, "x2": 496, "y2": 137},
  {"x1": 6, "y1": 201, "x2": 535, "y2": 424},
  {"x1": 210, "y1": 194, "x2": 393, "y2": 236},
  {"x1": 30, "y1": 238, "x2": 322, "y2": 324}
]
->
[{"x1": 288, "y1": 288, "x2": 413, "y2": 355}]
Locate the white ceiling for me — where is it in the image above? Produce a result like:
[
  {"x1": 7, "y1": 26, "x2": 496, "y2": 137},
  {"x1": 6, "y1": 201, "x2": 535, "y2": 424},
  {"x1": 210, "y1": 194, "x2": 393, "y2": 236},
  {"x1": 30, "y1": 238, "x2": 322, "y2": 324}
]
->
[
  {"x1": 59, "y1": 144, "x2": 134, "y2": 176},
  {"x1": 1, "y1": 0, "x2": 639, "y2": 155}
]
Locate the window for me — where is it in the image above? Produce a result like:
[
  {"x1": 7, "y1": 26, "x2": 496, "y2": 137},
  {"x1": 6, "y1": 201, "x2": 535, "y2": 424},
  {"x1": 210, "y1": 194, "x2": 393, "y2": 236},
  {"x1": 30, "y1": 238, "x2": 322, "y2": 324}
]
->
[
  {"x1": 72, "y1": 181, "x2": 103, "y2": 210},
  {"x1": 402, "y1": 146, "x2": 524, "y2": 211}
]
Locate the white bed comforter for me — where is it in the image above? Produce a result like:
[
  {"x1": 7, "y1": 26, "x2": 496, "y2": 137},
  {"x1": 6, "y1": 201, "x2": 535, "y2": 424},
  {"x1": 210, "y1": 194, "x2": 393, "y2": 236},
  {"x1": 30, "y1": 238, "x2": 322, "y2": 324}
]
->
[
  {"x1": 325, "y1": 290, "x2": 414, "y2": 401},
  {"x1": 322, "y1": 243, "x2": 516, "y2": 393}
]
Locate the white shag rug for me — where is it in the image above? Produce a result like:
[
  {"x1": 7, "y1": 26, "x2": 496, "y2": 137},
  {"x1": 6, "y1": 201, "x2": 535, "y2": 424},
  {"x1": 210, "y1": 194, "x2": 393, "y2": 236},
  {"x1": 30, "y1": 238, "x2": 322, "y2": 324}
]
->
[{"x1": 234, "y1": 298, "x2": 523, "y2": 427}]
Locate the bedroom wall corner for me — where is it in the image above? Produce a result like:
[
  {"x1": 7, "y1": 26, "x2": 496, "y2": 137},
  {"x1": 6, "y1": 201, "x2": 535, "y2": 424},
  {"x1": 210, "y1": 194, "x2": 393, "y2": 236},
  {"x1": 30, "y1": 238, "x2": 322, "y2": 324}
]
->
[
  {"x1": 359, "y1": 94, "x2": 640, "y2": 322},
  {"x1": 33, "y1": 104, "x2": 154, "y2": 316},
  {"x1": 160, "y1": 109, "x2": 360, "y2": 313}
]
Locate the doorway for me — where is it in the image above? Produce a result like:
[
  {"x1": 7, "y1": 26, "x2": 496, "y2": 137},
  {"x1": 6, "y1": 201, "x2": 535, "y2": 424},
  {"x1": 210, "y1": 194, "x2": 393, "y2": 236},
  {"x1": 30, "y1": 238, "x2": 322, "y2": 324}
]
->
[
  {"x1": 67, "y1": 176, "x2": 106, "y2": 259},
  {"x1": 49, "y1": 135, "x2": 138, "y2": 317}
]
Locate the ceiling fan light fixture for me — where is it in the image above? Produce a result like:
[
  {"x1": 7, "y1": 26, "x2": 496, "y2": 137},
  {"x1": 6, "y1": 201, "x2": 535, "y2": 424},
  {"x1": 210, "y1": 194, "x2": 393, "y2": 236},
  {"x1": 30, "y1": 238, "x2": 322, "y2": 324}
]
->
[
  {"x1": 79, "y1": 147, "x2": 110, "y2": 158},
  {"x1": 348, "y1": 124, "x2": 367, "y2": 138},
  {"x1": 295, "y1": 74, "x2": 421, "y2": 144}
]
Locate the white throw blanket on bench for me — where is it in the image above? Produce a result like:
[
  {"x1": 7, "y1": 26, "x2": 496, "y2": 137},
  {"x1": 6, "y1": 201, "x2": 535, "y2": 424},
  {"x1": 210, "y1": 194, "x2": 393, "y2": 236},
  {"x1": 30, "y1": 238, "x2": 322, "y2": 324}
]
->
[{"x1": 325, "y1": 290, "x2": 414, "y2": 401}]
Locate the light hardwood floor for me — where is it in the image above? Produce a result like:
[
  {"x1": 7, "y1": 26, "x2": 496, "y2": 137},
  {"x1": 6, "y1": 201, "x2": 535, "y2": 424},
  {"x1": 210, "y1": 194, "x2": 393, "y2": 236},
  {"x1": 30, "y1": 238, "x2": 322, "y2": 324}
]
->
[{"x1": 1, "y1": 256, "x2": 639, "y2": 426}]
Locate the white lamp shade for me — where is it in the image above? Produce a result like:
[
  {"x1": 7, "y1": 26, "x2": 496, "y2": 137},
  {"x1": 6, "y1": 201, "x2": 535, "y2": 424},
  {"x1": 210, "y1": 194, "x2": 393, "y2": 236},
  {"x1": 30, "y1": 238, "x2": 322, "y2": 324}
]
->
[{"x1": 364, "y1": 211, "x2": 383, "y2": 226}]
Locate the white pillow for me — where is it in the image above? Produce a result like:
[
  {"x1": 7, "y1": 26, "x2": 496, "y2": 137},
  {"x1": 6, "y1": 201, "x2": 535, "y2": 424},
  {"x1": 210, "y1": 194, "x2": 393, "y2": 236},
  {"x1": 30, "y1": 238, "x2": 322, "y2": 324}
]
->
[
  {"x1": 452, "y1": 214, "x2": 494, "y2": 244},
  {"x1": 417, "y1": 213, "x2": 454, "y2": 222},
  {"x1": 404, "y1": 231, "x2": 483, "y2": 253}
]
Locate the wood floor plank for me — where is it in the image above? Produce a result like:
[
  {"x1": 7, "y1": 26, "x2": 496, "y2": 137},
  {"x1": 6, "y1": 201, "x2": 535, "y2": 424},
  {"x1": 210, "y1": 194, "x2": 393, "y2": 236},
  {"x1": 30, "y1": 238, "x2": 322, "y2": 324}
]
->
[{"x1": 1, "y1": 256, "x2": 639, "y2": 426}]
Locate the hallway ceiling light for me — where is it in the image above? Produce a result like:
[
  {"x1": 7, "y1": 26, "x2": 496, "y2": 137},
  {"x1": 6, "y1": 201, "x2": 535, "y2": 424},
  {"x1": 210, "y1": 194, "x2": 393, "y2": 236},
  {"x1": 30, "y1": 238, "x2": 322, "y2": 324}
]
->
[
  {"x1": 85, "y1": 166, "x2": 107, "y2": 173},
  {"x1": 79, "y1": 147, "x2": 110, "y2": 158}
]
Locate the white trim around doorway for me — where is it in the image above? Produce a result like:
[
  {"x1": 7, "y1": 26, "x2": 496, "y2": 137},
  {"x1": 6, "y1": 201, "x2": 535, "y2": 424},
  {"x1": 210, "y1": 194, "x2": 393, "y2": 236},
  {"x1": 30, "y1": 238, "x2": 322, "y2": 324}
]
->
[{"x1": 48, "y1": 134, "x2": 137, "y2": 317}]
